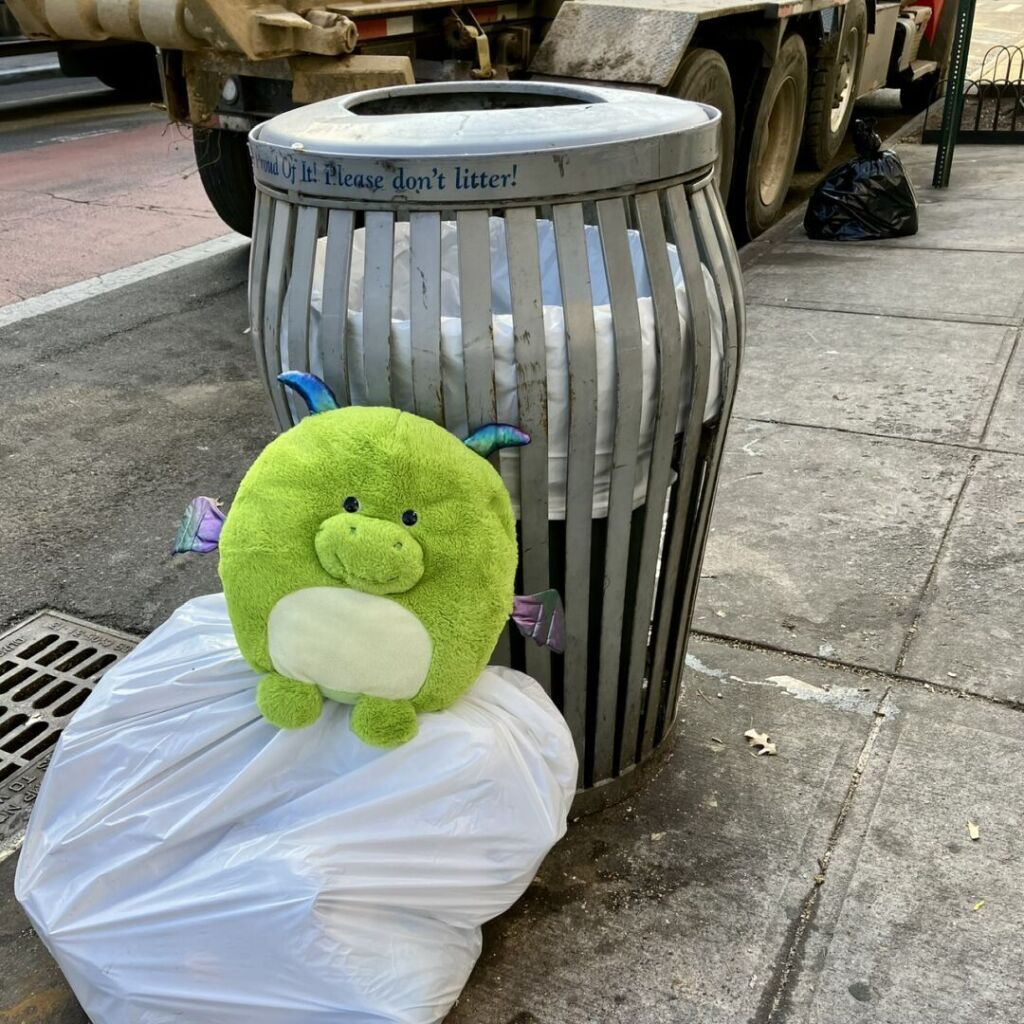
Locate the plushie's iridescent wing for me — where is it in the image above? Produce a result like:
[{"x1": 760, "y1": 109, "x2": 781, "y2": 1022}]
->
[
  {"x1": 511, "y1": 589, "x2": 566, "y2": 653},
  {"x1": 172, "y1": 496, "x2": 225, "y2": 555},
  {"x1": 278, "y1": 371, "x2": 340, "y2": 414},
  {"x1": 464, "y1": 424, "x2": 530, "y2": 459}
]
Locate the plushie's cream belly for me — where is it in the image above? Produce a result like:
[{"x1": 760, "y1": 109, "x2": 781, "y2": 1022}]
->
[{"x1": 267, "y1": 587, "x2": 433, "y2": 701}]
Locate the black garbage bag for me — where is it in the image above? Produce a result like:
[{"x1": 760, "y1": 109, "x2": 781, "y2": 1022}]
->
[{"x1": 804, "y1": 119, "x2": 919, "y2": 241}]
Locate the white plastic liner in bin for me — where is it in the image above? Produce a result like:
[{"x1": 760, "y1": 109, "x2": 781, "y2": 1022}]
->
[
  {"x1": 294, "y1": 218, "x2": 725, "y2": 517},
  {"x1": 16, "y1": 594, "x2": 577, "y2": 1024}
]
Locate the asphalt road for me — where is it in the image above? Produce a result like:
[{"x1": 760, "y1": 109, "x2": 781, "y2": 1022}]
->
[
  {"x1": 971, "y1": 0, "x2": 1024, "y2": 72},
  {"x1": 0, "y1": 71, "x2": 158, "y2": 151},
  {"x1": 0, "y1": 70, "x2": 227, "y2": 305},
  {"x1": 0, "y1": 243, "x2": 267, "y2": 637}
]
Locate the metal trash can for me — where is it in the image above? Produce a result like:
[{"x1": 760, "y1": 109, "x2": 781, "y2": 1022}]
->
[{"x1": 247, "y1": 81, "x2": 743, "y2": 811}]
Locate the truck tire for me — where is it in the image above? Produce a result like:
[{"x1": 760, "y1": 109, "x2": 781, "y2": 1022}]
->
[
  {"x1": 729, "y1": 32, "x2": 808, "y2": 242},
  {"x1": 669, "y1": 47, "x2": 736, "y2": 201},
  {"x1": 95, "y1": 59, "x2": 161, "y2": 101},
  {"x1": 58, "y1": 43, "x2": 162, "y2": 101},
  {"x1": 0, "y1": 3, "x2": 21, "y2": 35},
  {"x1": 193, "y1": 128, "x2": 257, "y2": 237},
  {"x1": 801, "y1": 0, "x2": 867, "y2": 169}
]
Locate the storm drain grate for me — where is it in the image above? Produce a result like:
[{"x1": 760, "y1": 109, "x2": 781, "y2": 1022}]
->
[{"x1": 0, "y1": 611, "x2": 137, "y2": 842}]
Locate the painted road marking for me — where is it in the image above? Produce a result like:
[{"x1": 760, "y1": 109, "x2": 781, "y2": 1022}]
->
[
  {"x1": 0, "y1": 61, "x2": 60, "y2": 83},
  {"x1": 49, "y1": 128, "x2": 120, "y2": 145},
  {"x1": 0, "y1": 233, "x2": 248, "y2": 329}
]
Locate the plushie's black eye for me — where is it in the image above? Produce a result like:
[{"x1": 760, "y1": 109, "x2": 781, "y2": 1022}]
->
[
  {"x1": 343, "y1": 496, "x2": 360, "y2": 513},
  {"x1": 401, "y1": 509, "x2": 418, "y2": 527}
]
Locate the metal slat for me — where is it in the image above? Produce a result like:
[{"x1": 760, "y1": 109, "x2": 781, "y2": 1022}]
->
[
  {"x1": 640, "y1": 184, "x2": 712, "y2": 757},
  {"x1": 362, "y1": 211, "x2": 396, "y2": 406},
  {"x1": 617, "y1": 191, "x2": 684, "y2": 767},
  {"x1": 591, "y1": 196, "x2": 645, "y2": 782},
  {"x1": 552, "y1": 201, "x2": 598, "y2": 771},
  {"x1": 491, "y1": 625, "x2": 512, "y2": 668},
  {"x1": 409, "y1": 212, "x2": 444, "y2": 422},
  {"x1": 659, "y1": 184, "x2": 732, "y2": 723},
  {"x1": 457, "y1": 211, "x2": 508, "y2": 667},
  {"x1": 263, "y1": 200, "x2": 298, "y2": 429},
  {"x1": 659, "y1": 185, "x2": 717, "y2": 741},
  {"x1": 457, "y1": 211, "x2": 497, "y2": 432},
  {"x1": 248, "y1": 191, "x2": 273, "y2": 395},
  {"x1": 708, "y1": 183, "x2": 746, "y2": 346},
  {"x1": 691, "y1": 186, "x2": 737, "y2": 387},
  {"x1": 504, "y1": 206, "x2": 551, "y2": 691},
  {"x1": 662, "y1": 182, "x2": 743, "y2": 720},
  {"x1": 320, "y1": 208, "x2": 356, "y2": 406},
  {"x1": 285, "y1": 205, "x2": 321, "y2": 420}
]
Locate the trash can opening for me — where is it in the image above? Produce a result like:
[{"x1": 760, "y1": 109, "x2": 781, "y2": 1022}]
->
[{"x1": 350, "y1": 88, "x2": 591, "y2": 117}]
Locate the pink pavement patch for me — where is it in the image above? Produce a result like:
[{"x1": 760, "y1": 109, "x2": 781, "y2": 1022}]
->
[{"x1": 0, "y1": 121, "x2": 230, "y2": 305}]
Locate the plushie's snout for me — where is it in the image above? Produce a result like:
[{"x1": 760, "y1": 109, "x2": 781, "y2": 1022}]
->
[{"x1": 315, "y1": 513, "x2": 424, "y2": 595}]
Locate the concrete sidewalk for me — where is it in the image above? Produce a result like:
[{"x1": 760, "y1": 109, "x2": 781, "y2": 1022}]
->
[
  {"x1": 971, "y1": 0, "x2": 1024, "y2": 76},
  {"x1": 2, "y1": 142, "x2": 1023, "y2": 1023}
]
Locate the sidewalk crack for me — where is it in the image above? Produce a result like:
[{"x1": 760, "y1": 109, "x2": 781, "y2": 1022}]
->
[
  {"x1": 893, "y1": 453, "x2": 980, "y2": 675},
  {"x1": 31, "y1": 189, "x2": 217, "y2": 223},
  {"x1": 691, "y1": 630, "x2": 1024, "y2": 712},
  {"x1": 979, "y1": 324, "x2": 1023, "y2": 445},
  {"x1": 734, "y1": 414, "x2": 1024, "y2": 457},
  {"x1": 746, "y1": 298, "x2": 1018, "y2": 328},
  {"x1": 752, "y1": 689, "x2": 894, "y2": 1024}
]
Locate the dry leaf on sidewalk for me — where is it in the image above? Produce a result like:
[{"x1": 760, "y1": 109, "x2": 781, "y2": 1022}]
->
[
  {"x1": 967, "y1": 821, "x2": 981, "y2": 841},
  {"x1": 744, "y1": 729, "x2": 777, "y2": 756}
]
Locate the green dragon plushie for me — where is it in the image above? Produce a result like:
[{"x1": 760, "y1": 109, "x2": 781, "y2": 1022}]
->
[{"x1": 173, "y1": 372, "x2": 564, "y2": 749}]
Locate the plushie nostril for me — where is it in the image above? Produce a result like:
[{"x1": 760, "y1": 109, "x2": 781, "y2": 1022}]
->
[
  {"x1": 394, "y1": 541, "x2": 403, "y2": 550},
  {"x1": 349, "y1": 526, "x2": 357, "y2": 536}
]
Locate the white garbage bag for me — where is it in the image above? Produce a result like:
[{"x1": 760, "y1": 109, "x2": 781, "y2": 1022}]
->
[
  {"x1": 286, "y1": 217, "x2": 726, "y2": 517},
  {"x1": 16, "y1": 594, "x2": 577, "y2": 1024}
]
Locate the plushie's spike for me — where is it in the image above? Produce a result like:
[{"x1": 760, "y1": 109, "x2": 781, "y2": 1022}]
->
[
  {"x1": 278, "y1": 372, "x2": 340, "y2": 415},
  {"x1": 463, "y1": 423, "x2": 531, "y2": 459},
  {"x1": 172, "y1": 496, "x2": 225, "y2": 555},
  {"x1": 511, "y1": 589, "x2": 565, "y2": 654}
]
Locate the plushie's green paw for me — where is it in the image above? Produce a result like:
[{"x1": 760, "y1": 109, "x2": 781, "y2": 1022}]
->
[
  {"x1": 351, "y1": 696, "x2": 419, "y2": 748},
  {"x1": 257, "y1": 673, "x2": 323, "y2": 729}
]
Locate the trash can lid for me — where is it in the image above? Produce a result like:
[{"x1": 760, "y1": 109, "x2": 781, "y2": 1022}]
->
[{"x1": 249, "y1": 81, "x2": 719, "y2": 206}]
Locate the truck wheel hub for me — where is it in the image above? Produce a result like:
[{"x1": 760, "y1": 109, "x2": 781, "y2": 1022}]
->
[{"x1": 830, "y1": 28, "x2": 860, "y2": 134}]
